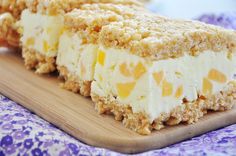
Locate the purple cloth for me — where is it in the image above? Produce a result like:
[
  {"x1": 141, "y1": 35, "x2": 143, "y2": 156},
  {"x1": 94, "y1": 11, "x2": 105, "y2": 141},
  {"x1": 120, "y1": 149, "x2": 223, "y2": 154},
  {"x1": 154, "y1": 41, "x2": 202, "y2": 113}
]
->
[
  {"x1": 0, "y1": 95, "x2": 236, "y2": 156},
  {"x1": 197, "y1": 12, "x2": 236, "y2": 30},
  {"x1": 1, "y1": 13, "x2": 236, "y2": 155}
]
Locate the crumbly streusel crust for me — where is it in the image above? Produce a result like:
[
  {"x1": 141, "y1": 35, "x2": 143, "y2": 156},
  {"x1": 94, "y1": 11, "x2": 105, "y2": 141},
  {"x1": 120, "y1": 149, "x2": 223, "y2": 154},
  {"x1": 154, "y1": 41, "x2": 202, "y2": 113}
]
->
[
  {"x1": 0, "y1": 0, "x2": 26, "y2": 19},
  {"x1": 99, "y1": 14, "x2": 236, "y2": 61},
  {"x1": 91, "y1": 82, "x2": 236, "y2": 135},
  {"x1": 64, "y1": 3, "x2": 147, "y2": 44},
  {"x1": 0, "y1": 13, "x2": 19, "y2": 47},
  {"x1": 25, "y1": 0, "x2": 142, "y2": 15},
  {"x1": 79, "y1": 3, "x2": 147, "y2": 18},
  {"x1": 64, "y1": 9, "x2": 120, "y2": 44},
  {"x1": 57, "y1": 66, "x2": 91, "y2": 97},
  {"x1": 22, "y1": 47, "x2": 56, "y2": 74}
]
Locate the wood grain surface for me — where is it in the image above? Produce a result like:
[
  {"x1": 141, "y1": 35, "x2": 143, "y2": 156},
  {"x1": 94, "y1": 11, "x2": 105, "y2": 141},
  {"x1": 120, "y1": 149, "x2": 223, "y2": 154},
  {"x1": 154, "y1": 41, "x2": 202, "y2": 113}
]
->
[{"x1": 0, "y1": 49, "x2": 236, "y2": 154}]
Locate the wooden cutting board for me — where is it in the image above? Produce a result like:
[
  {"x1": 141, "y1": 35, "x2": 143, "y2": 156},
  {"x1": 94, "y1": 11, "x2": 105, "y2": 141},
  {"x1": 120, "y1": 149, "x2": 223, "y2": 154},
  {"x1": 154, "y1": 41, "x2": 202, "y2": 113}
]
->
[{"x1": 0, "y1": 49, "x2": 236, "y2": 154}]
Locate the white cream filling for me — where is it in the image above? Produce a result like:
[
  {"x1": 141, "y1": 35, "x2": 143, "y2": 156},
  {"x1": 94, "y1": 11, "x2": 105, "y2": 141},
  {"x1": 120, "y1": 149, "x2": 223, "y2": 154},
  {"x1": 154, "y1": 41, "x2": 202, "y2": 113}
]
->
[
  {"x1": 57, "y1": 32, "x2": 97, "y2": 81},
  {"x1": 92, "y1": 46, "x2": 236, "y2": 121},
  {"x1": 20, "y1": 9, "x2": 64, "y2": 57}
]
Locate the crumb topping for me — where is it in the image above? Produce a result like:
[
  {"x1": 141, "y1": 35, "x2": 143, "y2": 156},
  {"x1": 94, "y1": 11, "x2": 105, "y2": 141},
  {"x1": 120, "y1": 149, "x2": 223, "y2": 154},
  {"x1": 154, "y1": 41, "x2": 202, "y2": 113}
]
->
[
  {"x1": 65, "y1": 3, "x2": 147, "y2": 43},
  {"x1": 25, "y1": 0, "x2": 143, "y2": 15},
  {"x1": 0, "y1": 0, "x2": 26, "y2": 18},
  {"x1": 99, "y1": 14, "x2": 236, "y2": 60}
]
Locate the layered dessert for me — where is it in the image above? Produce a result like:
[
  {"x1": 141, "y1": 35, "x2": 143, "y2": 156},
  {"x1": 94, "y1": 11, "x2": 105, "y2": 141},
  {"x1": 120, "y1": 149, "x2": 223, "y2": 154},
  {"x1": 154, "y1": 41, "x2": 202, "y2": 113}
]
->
[
  {"x1": 19, "y1": 0, "x2": 142, "y2": 74},
  {"x1": 1, "y1": 0, "x2": 236, "y2": 135},
  {"x1": 56, "y1": 3, "x2": 147, "y2": 96},
  {"x1": 91, "y1": 14, "x2": 236, "y2": 134}
]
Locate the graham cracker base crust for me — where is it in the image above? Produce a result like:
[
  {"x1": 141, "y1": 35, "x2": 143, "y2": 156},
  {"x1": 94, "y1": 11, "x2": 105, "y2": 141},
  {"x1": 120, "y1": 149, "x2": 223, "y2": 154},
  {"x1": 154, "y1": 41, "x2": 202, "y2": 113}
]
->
[
  {"x1": 22, "y1": 47, "x2": 56, "y2": 74},
  {"x1": 58, "y1": 66, "x2": 91, "y2": 97},
  {"x1": 91, "y1": 82, "x2": 236, "y2": 135}
]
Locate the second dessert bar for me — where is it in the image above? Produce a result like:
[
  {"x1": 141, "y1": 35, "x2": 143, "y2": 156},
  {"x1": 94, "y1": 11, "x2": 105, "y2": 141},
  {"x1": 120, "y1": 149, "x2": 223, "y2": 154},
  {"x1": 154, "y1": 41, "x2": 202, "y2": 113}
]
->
[{"x1": 56, "y1": 3, "x2": 147, "y2": 96}]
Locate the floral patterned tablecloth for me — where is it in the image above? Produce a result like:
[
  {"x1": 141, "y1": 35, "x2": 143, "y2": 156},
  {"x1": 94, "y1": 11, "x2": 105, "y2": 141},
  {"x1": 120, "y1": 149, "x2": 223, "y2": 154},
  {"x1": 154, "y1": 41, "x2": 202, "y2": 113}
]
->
[
  {"x1": 1, "y1": 95, "x2": 236, "y2": 156},
  {"x1": 1, "y1": 13, "x2": 236, "y2": 156},
  {"x1": 198, "y1": 13, "x2": 236, "y2": 30}
]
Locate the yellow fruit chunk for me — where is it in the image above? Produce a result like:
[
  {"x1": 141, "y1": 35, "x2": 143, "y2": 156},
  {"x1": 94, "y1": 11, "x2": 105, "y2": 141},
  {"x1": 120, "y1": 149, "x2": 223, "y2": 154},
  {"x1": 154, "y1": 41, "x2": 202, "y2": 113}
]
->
[
  {"x1": 97, "y1": 50, "x2": 106, "y2": 66},
  {"x1": 51, "y1": 42, "x2": 58, "y2": 51},
  {"x1": 81, "y1": 62, "x2": 86, "y2": 77},
  {"x1": 98, "y1": 74, "x2": 103, "y2": 81},
  {"x1": 59, "y1": 27, "x2": 66, "y2": 36},
  {"x1": 208, "y1": 69, "x2": 227, "y2": 83},
  {"x1": 43, "y1": 40, "x2": 49, "y2": 52},
  {"x1": 26, "y1": 37, "x2": 35, "y2": 46},
  {"x1": 117, "y1": 82, "x2": 136, "y2": 99},
  {"x1": 227, "y1": 52, "x2": 232, "y2": 60},
  {"x1": 130, "y1": 62, "x2": 135, "y2": 68},
  {"x1": 175, "y1": 85, "x2": 183, "y2": 98},
  {"x1": 162, "y1": 79, "x2": 173, "y2": 97},
  {"x1": 203, "y1": 78, "x2": 213, "y2": 95},
  {"x1": 153, "y1": 71, "x2": 164, "y2": 85},
  {"x1": 18, "y1": 27, "x2": 23, "y2": 34},
  {"x1": 133, "y1": 62, "x2": 147, "y2": 80},
  {"x1": 175, "y1": 71, "x2": 183, "y2": 78},
  {"x1": 109, "y1": 65, "x2": 116, "y2": 71},
  {"x1": 119, "y1": 63, "x2": 132, "y2": 77},
  {"x1": 46, "y1": 27, "x2": 52, "y2": 33}
]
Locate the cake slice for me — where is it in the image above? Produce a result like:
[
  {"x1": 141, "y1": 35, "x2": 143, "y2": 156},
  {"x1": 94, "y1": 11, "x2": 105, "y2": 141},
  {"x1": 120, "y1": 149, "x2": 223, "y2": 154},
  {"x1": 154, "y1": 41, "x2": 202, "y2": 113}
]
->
[
  {"x1": 91, "y1": 14, "x2": 236, "y2": 134},
  {"x1": 19, "y1": 0, "x2": 142, "y2": 74},
  {"x1": 56, "y1": 3, "x2": 147, "y2": 96}
]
